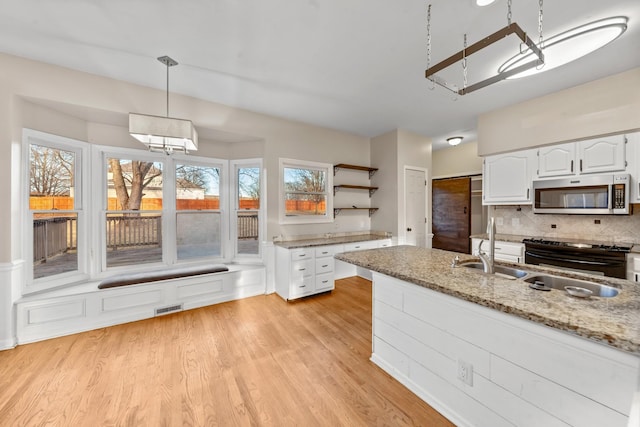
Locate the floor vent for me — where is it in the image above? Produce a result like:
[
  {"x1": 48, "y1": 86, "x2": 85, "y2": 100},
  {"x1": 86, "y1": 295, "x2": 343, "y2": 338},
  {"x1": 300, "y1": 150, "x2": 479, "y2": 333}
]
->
[{"x1": 155, "y1": 304, "x2": 183, "y2": 316}]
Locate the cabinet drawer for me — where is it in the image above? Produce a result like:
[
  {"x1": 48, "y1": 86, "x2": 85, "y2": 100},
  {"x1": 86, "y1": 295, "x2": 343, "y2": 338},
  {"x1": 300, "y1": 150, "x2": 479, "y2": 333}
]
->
[
  {"x1": 315, "y1": 273, "x2": 334, "y2": 292},
  {"x1": 493, "y1": 241, "x2": 524, "y2": 257},
  {"x1": 290, "y1": 248, "x2": 313, "y2": 261},
  {"x1": 291, "y1": 259, "x2": 314, "y2": 278},
  {"x1": 315, "y1": 245, "x2": 337, "y2": 258},
  {"x1": 315, "y1": 257, "x2": 334, "y2": 274},
  {"x1": 628, "y1": 254, "x2": 640, "y2": 271},
  {"x1": 344, "y1": 241, "x2": 378, "y2": 252},
  {"x1": 377, "y1": 239, "x2": 392, "y2": 248},
  {"x1": 291, "y1": 276, "x2": 314, "y2": 296}
]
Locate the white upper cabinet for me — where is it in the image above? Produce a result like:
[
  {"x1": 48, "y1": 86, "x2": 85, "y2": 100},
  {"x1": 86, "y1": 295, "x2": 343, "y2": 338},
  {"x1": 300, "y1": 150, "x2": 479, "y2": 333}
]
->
[
  {"x1": 537, "y1": 134, "x2": 627, "y2": 178},
  {"x1": 537, "y1": 143, "x2": 576, "y2": 177},
  {"x1": 629, "y1": 132, "x2": 640, "y2": 202},
  {"x1": 483, "y1": 149, "x2": 536, "y2": 205},
  {"x1": 578, "y1": 135, "x2": 627, "y2": 174}
]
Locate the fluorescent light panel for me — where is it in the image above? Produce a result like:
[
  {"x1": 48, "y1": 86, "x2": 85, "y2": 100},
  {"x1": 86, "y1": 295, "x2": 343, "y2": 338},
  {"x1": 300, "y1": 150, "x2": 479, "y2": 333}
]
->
[{"x1": 499, "y1": 17, "x2": 628, "y2": 79}]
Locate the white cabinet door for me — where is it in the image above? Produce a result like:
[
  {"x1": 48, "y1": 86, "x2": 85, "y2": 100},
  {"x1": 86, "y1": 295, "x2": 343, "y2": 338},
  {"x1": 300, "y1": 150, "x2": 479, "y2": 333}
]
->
[
  {"x1": 537, "y1": 143, "x2": 576, "y2": 177},
  {"x1": 483, "y1": 150, "x2": 535, "y2": 205},
  {"x1": 578, "y1": 134, "x2": 627, "y2": 174},
  {"x1": 629, "y1": 132, "x2": 640, "y2": 202}
]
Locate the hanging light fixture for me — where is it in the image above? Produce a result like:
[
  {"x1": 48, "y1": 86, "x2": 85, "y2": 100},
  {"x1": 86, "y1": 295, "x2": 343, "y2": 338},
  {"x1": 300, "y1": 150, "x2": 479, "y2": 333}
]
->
[
  {"x1": 425, "y1": 1, "x2": 545, "y2": 95},
  {"x1": 447, "y1": 136, "x2": 463, "y2": 146},
  {"x1": 129, "y1": 56, "x2": 198, "y2": 154},
  {"x1": 498, "y1": 16, "x2": 628, "y2": 79}
]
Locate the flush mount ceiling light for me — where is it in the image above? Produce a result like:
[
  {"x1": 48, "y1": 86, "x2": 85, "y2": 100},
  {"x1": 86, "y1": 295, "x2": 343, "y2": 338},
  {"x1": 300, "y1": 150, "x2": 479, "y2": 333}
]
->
[
  {"x1": 476, "y1": 0, "x2": 496, "y2": 6},
  {"x1": 498, "y1": 16, "x2": 628, "y2": 79},
  {"x1": 129, "y1": 56, "x2": 198, "y2": 154},
  {"x1": 447, "y1": 136, "x2": 463, "y2": 146},
  {"x1": 425, "y1": 0, "x2": 544, "y2": 96}
]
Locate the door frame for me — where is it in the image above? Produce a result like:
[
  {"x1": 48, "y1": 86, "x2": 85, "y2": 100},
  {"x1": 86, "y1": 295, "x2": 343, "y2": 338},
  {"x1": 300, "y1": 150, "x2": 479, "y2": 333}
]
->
[{"x1": 403, "y1": 166, "x2": 429, "y2": 247}]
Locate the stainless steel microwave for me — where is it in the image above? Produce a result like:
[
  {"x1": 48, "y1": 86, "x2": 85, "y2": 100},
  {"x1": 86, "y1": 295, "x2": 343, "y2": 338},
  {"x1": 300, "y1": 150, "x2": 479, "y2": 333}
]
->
[{"x1": 532, "y1": 173, "x2": 630, "y2": 215}]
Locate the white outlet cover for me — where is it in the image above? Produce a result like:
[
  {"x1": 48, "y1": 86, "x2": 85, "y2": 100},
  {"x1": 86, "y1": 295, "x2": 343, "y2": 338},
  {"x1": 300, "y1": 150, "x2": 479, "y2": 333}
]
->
[{"x1": 457, "y1": 360, "x2": 474, "y2": 386}]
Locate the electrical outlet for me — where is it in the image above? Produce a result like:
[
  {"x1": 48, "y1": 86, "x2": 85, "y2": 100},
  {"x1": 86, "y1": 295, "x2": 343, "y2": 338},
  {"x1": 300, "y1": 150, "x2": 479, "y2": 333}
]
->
[{"x1": 457, "y1": 360, "x2": 474, "y2": 386}]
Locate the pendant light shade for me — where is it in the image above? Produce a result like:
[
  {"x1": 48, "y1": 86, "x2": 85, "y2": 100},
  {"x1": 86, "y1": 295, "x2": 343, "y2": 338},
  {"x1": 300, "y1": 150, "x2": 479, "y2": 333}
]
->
[
  {"x1": 129, "y1": 56, "x2": 198, "y2": 154},
  {"x1": 129, "y1": 113, "x2": 198, "y2": 153}
]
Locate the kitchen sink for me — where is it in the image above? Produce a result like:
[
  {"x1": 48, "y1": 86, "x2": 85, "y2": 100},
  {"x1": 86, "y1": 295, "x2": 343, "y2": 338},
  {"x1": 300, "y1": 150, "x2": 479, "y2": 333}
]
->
[
  {"x1": 523, "y1": 275, "x2": 620, "y2": 298},
  {"x1": 460, "y1": 262, "x2": 528, "y2": 279},
  {"x1": 458, "y1": 260, "x2": 620, "y2": 298}
]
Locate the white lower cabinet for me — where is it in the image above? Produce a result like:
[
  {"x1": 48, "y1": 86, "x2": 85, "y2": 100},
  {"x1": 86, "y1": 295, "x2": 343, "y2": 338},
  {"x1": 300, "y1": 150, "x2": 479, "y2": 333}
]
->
[
  {"x1": 627, "y1": 253, "x2": 640, "y2": 282},
  {"x1": 371, "y1": 273, "x2": 638, "y2": 427},
  {"x1": 275, "y1": 245, "x2": 340, "y2": 300},
  {"x1": 471, "y1": 238, "x2": 525, "y2": 263}
]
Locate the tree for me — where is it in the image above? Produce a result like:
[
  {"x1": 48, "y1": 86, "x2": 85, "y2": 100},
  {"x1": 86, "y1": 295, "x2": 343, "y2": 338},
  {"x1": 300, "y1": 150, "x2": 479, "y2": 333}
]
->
[
  {"x1": 108, "y1": 158, "x2": 162, "y2": 211},
  {"x1": 284, "y1": 168, "x2": 326, "y2": 214},
  {"x1": 30, "y1": 144, "x2": 74, "y2": 196},
  {"x1": 238, "y1": 167, "x2": 260, "y2": 203}
]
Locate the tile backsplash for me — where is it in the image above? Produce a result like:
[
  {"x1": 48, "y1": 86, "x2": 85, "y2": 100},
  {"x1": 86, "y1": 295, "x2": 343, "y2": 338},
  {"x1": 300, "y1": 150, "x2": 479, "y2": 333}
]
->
[{"x1": 492, "y1": 205, "x2": 640, "y2": 244}]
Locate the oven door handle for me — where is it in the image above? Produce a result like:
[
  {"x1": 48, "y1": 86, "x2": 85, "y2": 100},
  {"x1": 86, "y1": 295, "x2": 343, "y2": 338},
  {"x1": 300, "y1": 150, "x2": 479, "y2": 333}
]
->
[{"x1": 525, "y1": 251, "x2": 623, "y2": 267}]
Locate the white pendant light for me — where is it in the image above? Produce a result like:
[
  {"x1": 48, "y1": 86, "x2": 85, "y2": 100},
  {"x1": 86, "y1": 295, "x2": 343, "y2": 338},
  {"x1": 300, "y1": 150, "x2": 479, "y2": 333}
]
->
[
  {"x1": 129, "y1": 56, "x2": 198, "y2": 154},
  {"x1": 498, "y1": 17, "x2": 628, "y2": 79}
]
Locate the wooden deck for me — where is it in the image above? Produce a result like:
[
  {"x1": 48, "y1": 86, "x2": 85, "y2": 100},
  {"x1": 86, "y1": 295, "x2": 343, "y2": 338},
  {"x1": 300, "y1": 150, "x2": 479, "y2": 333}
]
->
[{"x1": 0, "y1": 277, "x2": 454, "y2": 426}]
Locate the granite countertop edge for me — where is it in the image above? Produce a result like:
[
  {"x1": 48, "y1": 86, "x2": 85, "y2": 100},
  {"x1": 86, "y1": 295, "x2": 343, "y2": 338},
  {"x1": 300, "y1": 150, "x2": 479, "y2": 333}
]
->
[
  {"x1": 274, "y1": 233, "x2": 389, "y2": 249},
  {"x1": 335, "y1": 246, "x2": 640, "y2": 355}
]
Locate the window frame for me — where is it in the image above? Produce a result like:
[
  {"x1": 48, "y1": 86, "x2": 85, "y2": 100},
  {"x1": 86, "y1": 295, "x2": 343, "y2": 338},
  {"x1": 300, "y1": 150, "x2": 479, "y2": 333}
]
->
[
  {"x1": 279, "y1": 158, "x2": 333, "y2": 225},
  {"x1": 22, "y1": 129, "x2": 90, "y2": 293},
  {"x1": 231, "y1": 159, "x2": 263, "y2": 260}
]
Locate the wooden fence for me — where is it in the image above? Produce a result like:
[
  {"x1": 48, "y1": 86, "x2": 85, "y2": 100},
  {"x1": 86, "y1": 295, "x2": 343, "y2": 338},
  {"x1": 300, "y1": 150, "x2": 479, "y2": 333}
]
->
[
  {"x1": 238, "y1": 213, "x2": 259, "y2": 239},
  {"x1": 106, "y1": 215, "x2": 162, "y2": 250}
]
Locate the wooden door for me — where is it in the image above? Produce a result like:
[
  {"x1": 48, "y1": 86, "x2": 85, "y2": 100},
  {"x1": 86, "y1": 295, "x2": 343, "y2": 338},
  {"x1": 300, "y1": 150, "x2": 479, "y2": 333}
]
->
[{"x1": 432, "y1": 177, "x2": 471, "y2": 253}]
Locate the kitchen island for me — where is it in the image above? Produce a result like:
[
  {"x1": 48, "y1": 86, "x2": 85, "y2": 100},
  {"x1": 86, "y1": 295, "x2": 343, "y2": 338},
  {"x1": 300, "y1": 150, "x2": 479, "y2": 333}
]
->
[{"x1": 336, "y1": 245, "x2": 640, "y2": 427}]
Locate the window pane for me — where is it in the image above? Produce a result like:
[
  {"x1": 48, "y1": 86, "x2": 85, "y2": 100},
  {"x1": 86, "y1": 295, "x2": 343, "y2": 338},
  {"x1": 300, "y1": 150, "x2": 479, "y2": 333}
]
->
[
  {"x1": 283, "y1": 167, "x2": 327, "y2": 216},
  {"x1": 106, "y1": 213, "x2": 162, "y2": 267},
  {"x1": 238, "y1": 167, "x2": 260, "y2": 209},
  {"x1": 176, "y1": 164, "x2": 220, "y2": 210},
  {"x1": 285, "y1": 193, "x2": 327, "y2": 216},
  {"x1": 177, "y1": 212, "x2": 221, "y2": 260},
  {"x1": 237, "y1": 211, "x2": 259, "y2": 255},
  {"x1": 107, "y1": 158, "x2": 163, "y2": 210},
  {"x1": 33, "y1": 213, "x2": 77, "y2": 279},
  {"x1": 29, "y1": 144, "x2": 75, "y2": 208}
]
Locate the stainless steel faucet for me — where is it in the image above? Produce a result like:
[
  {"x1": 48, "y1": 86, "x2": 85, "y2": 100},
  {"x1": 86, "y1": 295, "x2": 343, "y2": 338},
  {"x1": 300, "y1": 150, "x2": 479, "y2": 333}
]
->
[{"x1": 478, "y1": 217, "x2": 496, "y2": 274}]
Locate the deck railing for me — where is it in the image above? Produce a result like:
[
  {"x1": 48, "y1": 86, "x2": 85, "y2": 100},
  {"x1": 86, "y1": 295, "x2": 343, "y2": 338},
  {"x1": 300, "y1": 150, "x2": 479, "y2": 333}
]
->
[{"x1": 34, "y1": 213, "x2": 260, "y2": 262}]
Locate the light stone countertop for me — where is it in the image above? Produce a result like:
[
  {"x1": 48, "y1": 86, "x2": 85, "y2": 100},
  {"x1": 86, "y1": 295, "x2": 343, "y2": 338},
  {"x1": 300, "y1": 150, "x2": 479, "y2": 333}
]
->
[
  {"x1": 274, "y1": 233, "x2": 389, "y2": 249},
  {"x1": 335, "y1": 245, "x2": 640, "y2": 355}
]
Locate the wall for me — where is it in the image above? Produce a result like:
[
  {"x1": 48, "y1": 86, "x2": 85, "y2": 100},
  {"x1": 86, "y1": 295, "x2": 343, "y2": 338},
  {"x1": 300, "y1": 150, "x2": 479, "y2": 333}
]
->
[
  {"x1": 432, "y1": 141, "x2": 482, "y2": 178},
  {"x1": 370, "y1": 129, "x2": 432, "y2": 244},
  {"x1": 491, "y1": 206, "x2": 640, "y2": 244},
  {"x1": 478, "y1": 68, "x2": 640, "y2": 156}
]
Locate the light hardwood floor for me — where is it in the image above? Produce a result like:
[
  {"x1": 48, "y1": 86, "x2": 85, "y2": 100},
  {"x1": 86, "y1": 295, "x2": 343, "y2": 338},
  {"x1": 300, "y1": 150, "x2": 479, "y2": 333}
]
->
[{"x1": 0, "y1": 277, "x2": 454, "y2": 426}]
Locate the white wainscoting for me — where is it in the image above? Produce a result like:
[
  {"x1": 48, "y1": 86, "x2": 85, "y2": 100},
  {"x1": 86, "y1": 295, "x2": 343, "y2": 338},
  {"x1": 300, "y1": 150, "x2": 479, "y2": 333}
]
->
[
  {"x1": 16, "y1": 264, "x2": 266, "y2": 345},
  {"x1": 0, "y1": 260, "x2": 23, "y2": 350}
]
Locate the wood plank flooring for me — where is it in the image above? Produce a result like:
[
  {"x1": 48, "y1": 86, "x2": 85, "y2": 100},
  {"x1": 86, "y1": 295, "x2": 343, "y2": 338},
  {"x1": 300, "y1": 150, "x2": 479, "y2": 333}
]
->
[{"x1": 0, "y1": 277, "x2": 454, "y2": 426}]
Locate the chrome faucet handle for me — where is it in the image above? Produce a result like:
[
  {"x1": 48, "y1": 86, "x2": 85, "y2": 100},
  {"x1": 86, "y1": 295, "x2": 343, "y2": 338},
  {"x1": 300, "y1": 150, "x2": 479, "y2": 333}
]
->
[{"x1": 451, "y1": 255, "x2": 460, "y2": 267}]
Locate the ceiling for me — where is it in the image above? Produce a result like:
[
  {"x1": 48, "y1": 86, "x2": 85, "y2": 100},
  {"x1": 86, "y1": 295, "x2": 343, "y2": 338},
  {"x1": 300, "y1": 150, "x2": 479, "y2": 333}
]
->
[{"x1": 1, "y1": 0, "x2": 638, "y2": 150}]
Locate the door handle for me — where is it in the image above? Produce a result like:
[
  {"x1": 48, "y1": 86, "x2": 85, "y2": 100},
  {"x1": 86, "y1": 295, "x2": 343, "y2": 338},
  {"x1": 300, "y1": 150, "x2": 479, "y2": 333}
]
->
[
  {"x1": 407, "y1": 228, "x2": 412, "y2": 232},
  {"x1": 464, "y1": 207, "x2": 467, "y2": 214}
]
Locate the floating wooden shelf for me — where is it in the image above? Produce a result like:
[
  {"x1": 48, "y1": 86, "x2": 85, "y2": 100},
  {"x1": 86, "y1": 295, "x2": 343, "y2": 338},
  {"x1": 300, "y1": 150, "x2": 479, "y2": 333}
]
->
[
  {"x1": 333, "y1": 208, "x2": 379, "y2": 217},
  {"x1": 334, "y1": 163, "x2": 378, "y2": 179},
  {"x1": 333, "y1": 184, "x2": 378, "y2": 197}
]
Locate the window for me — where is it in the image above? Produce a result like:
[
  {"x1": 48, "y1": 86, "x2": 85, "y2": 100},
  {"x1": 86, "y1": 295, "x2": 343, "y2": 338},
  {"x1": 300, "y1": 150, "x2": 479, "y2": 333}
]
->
[
  {"x1": 233, "y1": 160, "x2": 262, "y2": 257},
  {"x1": 24, "y1": 130, "x2": 263, "y2": 292},
  {"x1": 24, "y1": 130, "x2": 88, "y2": 291},
  {"x1": 279, "y1": 158, "x2": 333, "y2": 224},
  {"x1": 175, "y1": 162, "x2": 222, "y2": 260}
]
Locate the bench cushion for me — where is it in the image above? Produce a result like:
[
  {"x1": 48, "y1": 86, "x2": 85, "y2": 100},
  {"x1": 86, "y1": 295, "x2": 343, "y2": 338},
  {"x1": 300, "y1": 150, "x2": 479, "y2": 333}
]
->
[{"x1": 98, "y1": 265, "x2": 229, "y2": 289}]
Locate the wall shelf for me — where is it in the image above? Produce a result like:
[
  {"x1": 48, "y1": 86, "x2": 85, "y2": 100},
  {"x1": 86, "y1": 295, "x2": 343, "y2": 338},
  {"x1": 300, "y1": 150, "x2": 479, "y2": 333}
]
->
[
  {"x1": 334, "y1": 163, "x2": 378, "y2": 179},
  {"x1": 334, "y1": 208, "x2": 379, "y2": 217},
  {"x1": 334, "y1": 184, "x2": 378, "y2": 197}
]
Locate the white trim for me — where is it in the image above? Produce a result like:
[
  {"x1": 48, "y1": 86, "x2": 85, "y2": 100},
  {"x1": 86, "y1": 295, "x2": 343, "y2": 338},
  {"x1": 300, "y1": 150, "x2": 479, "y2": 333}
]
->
[
  {"x1": 22, "y1": 129, "x2": 90, "y2": 295},
  {"x1": 432, "y1": 171, "x2": 483, "y2": 180},
  {"x1": 231, "y1": 158, "x2": 264, "y2": 260},
  {"x1": 0, "y1": 260, "x2": 24, "y2": 350},
  {"x1": 278, "y1": 158, "x2": 333, "y2": 225}
]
